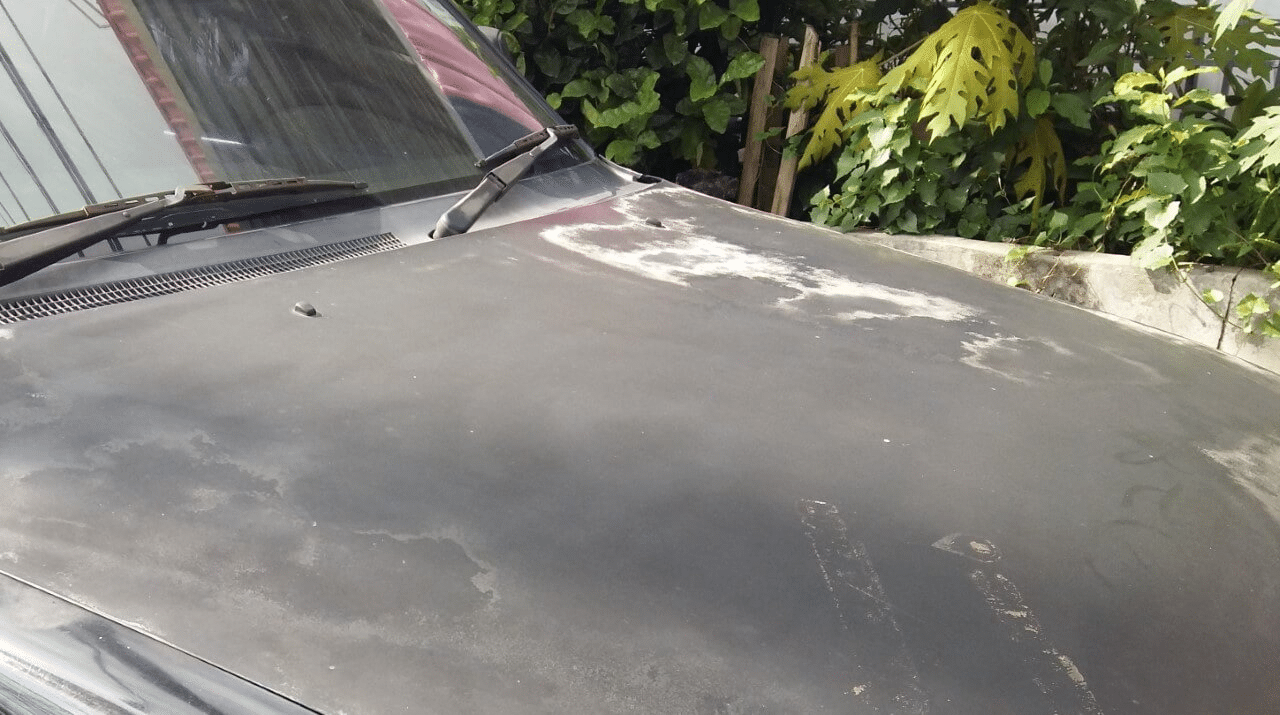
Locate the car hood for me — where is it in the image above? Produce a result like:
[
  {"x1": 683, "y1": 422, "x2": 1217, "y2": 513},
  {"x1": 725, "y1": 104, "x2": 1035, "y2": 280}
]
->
[{"x1": 0, "y1": 185, "x2": 1277, "y2": 714}]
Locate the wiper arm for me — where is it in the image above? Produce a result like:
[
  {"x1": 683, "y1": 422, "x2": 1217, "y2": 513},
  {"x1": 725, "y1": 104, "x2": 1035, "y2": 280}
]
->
[
  {"x1": 433, "y1": 125, "x2": 579, "y2": 238},
  {"x1": 0, "y1": 178, "x2": 366, "y2": 288}
]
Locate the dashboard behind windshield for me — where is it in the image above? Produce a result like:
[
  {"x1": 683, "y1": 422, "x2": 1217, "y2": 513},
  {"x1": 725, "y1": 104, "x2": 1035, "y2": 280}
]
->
[{"x1": 0, "y1": 0, "x2": 559, "y2": 231}]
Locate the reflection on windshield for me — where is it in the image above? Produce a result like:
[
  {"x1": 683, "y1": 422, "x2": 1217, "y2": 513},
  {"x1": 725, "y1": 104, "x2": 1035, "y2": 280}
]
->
[{"x1": 0, "y1": 0, "x2": 554, "y2": 230}]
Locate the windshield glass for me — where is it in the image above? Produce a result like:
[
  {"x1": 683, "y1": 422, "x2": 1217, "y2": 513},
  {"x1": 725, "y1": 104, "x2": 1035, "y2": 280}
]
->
[{"x1": 0, "y1": 0, "x2": 561, "y2": 230}]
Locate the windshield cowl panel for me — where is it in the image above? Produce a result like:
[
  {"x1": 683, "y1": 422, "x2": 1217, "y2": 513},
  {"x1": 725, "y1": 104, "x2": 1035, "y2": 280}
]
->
[{"x1": 0, "y1": 0, "x2": 566, "y2": 236}]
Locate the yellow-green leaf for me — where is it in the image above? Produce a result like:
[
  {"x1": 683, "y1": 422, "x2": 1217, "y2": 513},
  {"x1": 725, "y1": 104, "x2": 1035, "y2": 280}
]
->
[
  {"x1": 1010, "y1": 116, "x2": 1066, "y2": 212},
  {"x1": 785, "y1": 56, "x2": 883, "y2": 169},
  {"x1": 879, "y1": 2, "x2": 1034, "y2": 139}
]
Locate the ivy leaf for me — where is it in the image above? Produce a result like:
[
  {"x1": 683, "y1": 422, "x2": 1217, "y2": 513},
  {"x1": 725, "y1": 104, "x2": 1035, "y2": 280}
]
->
[
  {"x1": 1202, "y1": 288, "x2": 1225, "y2": 303},
  {"x1": 1050, "y1": 93, "x2": 1091, "y2": 128},
  {"x1": 880, "y1": 2, "x2": 1035, "y2": 139},
  {"x1": 786, "y1": 56, "x2": 883, "y2": 168},
  {"x1": 561, "y1": 78, "x2": 598, "y2": 99},
  {"x1": 699, "y1": 3, "x2": 729, "y2": 30},
  {"x1": 720, "y1": 15, "x2": 742, "y2": 40},
  {"x1": 686, "y1": 55, "x2": 717, "y2": 101},
  {"x1": 702, "y1": 96, "x2": 732, "y2": 133},
  {"x1": 1026, "y1": 89, "x2": 1050, "y2": 117},
  {"x1": 566, "y1": 8, "x2": 615, "y2": 39},
  {"x1": 533, "y1": 47, "x2": 563, "y2": 79},
  {"x1": 663, "y1": 33, "x2": 688, "y2": 65},
  {"x1": 579, "y1": 72, "x2": 661, "y2": 129},
  {"x1": 730, "y1": 0, "x2": 758, "y2": 21},
  {"x1": 606, "y1": 139, "x2": 638, "y2": 164},
  {"x1": 723, "y1": 51, "x2": 765, "y2": 82},
  {"x1": 1010, "y1": 116, "x2": 1067, "y2": 212}
]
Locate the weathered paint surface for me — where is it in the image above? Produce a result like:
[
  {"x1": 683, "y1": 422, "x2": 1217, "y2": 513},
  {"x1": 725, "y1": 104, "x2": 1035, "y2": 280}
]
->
[{"x1": 0, "y1": 184, "x2": 1277, "y2": 713}]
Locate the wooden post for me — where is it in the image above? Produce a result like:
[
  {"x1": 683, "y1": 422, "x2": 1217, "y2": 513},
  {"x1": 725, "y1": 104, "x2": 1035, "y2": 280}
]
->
[
  {"x1": 832, "y1": 23, "x2": 860, "y2": 67},
  {"x1": 770, "y1": 25, "x2": 819, "y2": 216},
  {"x1": 737, "y1": 34, "x2": 780, "y2": 207}
]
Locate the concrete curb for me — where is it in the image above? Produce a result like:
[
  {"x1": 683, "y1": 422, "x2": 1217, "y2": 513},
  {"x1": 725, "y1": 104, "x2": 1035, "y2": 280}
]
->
[{"x1": 853, "y1": 232, "x2": 1280, "y2": 375}]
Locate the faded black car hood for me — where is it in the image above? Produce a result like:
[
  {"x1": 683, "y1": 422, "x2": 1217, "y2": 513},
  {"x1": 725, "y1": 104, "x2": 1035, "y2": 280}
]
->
[{"x1": 0, "y1": 186, "x2": 1277, "y2": 714}]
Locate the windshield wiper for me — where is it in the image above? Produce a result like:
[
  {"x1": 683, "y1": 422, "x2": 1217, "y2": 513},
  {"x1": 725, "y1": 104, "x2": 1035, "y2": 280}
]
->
[
  {"x1": 0, "y1": 178, "x2": 366, "y2": 288},
  {"x1": 433, "y1": 124, "x2": 579, "y2": 238}
]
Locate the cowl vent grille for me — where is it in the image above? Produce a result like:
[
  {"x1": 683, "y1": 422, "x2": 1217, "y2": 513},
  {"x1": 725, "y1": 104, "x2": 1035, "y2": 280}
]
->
[{"x1": 0, "y1": 232, "x2": 403, "y2": 324}]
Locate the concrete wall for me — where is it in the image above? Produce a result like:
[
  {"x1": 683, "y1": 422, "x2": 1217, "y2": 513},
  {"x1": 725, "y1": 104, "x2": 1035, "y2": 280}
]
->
[{"x1": 855, "y1": 233, "x2": 1280, "y2": 375}]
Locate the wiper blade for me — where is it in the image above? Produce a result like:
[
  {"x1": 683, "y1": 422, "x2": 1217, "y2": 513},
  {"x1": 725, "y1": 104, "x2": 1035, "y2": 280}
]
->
[
  {"x1": 433, "y1": 125, "x2": 578, "y2": 238},
  {"x1": 0, "y1": 178, "x2": 366, "y2": 288}
]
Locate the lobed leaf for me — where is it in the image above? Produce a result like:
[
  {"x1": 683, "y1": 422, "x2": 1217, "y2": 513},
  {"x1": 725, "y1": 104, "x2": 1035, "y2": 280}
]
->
[
  {"x1": 785, "y1": 57, "x2": 883, "y2": 169},
  {"x1": 879, "y1": 2, "x2": 1035, "y2": 139},
  {"x1": 1010, "y1": 116, "x2": 1067, "y2": 212}
]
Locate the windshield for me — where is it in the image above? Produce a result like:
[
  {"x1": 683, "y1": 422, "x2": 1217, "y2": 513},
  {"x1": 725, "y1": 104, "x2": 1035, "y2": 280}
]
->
[{"x1": 0, "y1": 0, "x2": 563, "y2": 230}]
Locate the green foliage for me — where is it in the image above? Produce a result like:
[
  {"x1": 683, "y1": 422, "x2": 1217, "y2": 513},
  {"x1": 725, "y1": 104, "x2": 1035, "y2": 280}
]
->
[
  {"x1": 785, "y1": 0, "x2": 1280, "y2": 338},
  {"x1": 793, "y1": 2, "x2": 1065, "y2": 232},
  {"x1": 456, "y1": 0, "x2": 764, "y2": 175},
  {"x1": 1027, "y1": 68, "x2": 1280, "y2": 333},
  {"x1": 1032, "y1": 70, "x2": 1260, "y2": 266},
  {"x1": 785, "y1": 55, "x2": 883, "y2": 169},
  {"x1": 810, "y1": 94, "x2": 1033, "y2": 238},
  {"x1": 1010, "y1": 116, "x2": 1066, "y2": 212},
  {"x1": 878, "y1": 2, "x2": 1035, "y2": 139}
]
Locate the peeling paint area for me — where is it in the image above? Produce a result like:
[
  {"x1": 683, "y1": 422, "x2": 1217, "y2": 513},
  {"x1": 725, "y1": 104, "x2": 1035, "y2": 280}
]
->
[
  {"x1": 0, "y1": 358, "x2": 63, "y2": 431},
  {"x1": 352, "y1": 526, "x2": 499, "y2": 604},
  {"x1": 969, "y1": 569, "x2": 1103, "y2": 714},
  {"x1": 799, "y1": 499, "x2": 929, "y2": 714},
  {"x1": 543, "y1": 220, "x2": 978, "y2": 324},
  {"x1": 1201, "y1": 436, "x2": 1280, "y2": 525},
  {"x1": 960, "y1": 331, "x2": 1077, "y2": 384},
  {"x1": 931, "y1": 533, "x2": 1001, "y2": 563}
]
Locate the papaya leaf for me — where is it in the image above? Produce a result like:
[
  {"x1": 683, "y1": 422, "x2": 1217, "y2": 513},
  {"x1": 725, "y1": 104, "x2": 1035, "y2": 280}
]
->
[
  {"x1": 1215, "y1": 0, "x2": 1253, "y2": 43},
  {"x1": 785, "y1": 56, "x2": 883, "y2": 169},
  {"x1": 1151, "y1": 6, "x2": 1215, "y2": 68},
  {"x1": 879, "y1": 1, "x2": 1034, "y2": 139},
  {"x1": 1010, "y1": 116, "x2": 1066, "y2": 212}
]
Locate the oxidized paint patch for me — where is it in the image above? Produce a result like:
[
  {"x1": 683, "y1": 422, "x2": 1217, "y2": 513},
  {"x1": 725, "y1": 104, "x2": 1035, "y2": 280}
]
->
[{"x1": 541, "y1": 190, "x2": 979, "y2": 325}]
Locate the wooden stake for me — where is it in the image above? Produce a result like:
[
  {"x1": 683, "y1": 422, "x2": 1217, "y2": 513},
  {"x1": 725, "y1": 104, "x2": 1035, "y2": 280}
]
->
[
  {"x1": 737, "y1": 35, "x2": 780, "y2": 207},
  {"x1": 771, "y1": 25, "x2": 819, "y2": 217}
]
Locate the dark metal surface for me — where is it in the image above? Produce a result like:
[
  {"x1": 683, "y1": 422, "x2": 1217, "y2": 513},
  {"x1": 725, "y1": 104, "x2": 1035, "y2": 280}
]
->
[
  {"x1": 0, "y1": 185, "x2": 1277, "y2": 714},
  {"x1": 0, "y1": 572, "x2": 318, "y2": 713}
]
